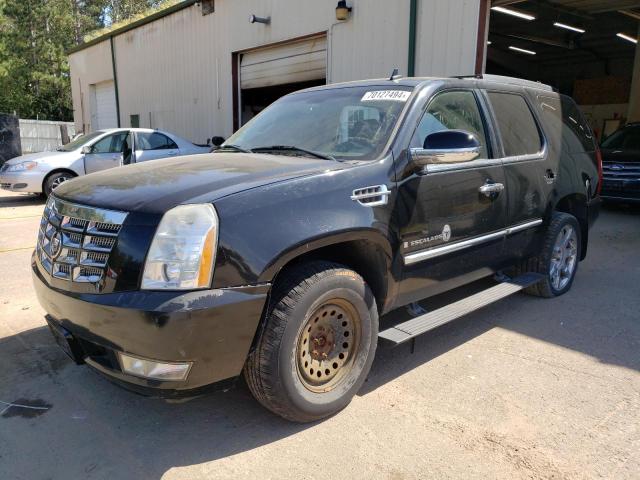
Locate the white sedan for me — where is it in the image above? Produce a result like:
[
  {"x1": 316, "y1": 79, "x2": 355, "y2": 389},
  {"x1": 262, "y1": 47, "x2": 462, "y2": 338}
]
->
[{"x1": 0, "y1": 128, "x2": 210, "y2": 196}]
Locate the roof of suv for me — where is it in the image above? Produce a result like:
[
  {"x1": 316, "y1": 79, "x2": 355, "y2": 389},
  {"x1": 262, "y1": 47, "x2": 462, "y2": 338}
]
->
[{"x1": 297, "y1": 74, "x2": 554, "y2": 94}]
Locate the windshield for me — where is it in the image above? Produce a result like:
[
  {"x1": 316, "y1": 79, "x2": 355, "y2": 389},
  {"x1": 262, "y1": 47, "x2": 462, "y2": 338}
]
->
[
  {"x1": 224, "y1": 86, "x2": 413, "y2": 160},
  {"x1": 601, "y1": 126, "x2": 640, "y2": 150},
  {"x1": 56, "y1": 131, "x2": 104, "y2": 152}
]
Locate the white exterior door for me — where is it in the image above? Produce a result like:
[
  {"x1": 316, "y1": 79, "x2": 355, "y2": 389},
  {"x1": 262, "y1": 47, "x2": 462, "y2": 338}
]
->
[
  {"x1": 240, "y1": 36, "x2": 327, "y2": 89},
  {"x1": 90, "y1": 81, "x2": 118, "y2": 131}
]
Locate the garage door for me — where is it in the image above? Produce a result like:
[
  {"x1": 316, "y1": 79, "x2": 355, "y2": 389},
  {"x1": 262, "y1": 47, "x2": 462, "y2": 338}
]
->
[
  {"x1": 92, "y1": 81, "x2": 118, "y2": 130},
  {"x1": 240, "y1": 36, "x2": 327, "y2": 89}
]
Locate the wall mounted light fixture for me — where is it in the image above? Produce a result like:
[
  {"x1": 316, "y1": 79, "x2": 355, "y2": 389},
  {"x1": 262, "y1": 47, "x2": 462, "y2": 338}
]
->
[
  {"x1": 249, "y1": 14, "x2": 270, "y2": 25},
  {"x1": 336, "y1": 1, "x2": 352, "y2": 21}
]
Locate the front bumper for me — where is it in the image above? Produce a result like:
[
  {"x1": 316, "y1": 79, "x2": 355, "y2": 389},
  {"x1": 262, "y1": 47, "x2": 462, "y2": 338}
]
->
[
  {"x1": 33, "y1": 258, "x2": 270, "y2": 397},
  {"x1": 0, "y1": 169, "x2": 45, "y2": 193},
  {"x1": 601, "y1": 177, "x2": 640, "y2": 203}
]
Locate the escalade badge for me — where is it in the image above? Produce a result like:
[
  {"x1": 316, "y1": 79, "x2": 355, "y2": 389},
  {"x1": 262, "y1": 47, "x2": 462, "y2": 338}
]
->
[
  {"x1": 404, "y1": 224, "x2": 452, "y2": 249},
  {"x1": 50, "y1": 231, "x2": 63, "y2": 258}
]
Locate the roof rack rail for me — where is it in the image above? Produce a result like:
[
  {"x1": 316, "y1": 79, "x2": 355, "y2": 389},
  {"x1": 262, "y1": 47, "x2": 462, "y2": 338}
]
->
[{"x1": 455, "y1": 74, "x2": 555, "y2": 92}]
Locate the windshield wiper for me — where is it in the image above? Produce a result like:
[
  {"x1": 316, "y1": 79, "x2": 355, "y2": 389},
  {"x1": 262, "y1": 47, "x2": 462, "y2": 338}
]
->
[
  {"x1": 216, "y1": 144, "x2": 252, "y2": 153},
  {"x1": 251, "y1": 145, "x2": 335, "y2": 161}
]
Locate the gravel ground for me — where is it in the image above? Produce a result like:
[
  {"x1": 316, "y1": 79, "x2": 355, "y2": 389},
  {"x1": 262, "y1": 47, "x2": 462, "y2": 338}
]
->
[{"x1": 0, "y1": 190, "x2": 638, "y2": 480}]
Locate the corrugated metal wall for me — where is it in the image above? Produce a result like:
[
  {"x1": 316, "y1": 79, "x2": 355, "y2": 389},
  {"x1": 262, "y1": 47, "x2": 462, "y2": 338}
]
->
[
  {"x1": 69, "y1": 40, "x2": 116, "y2": 134},
  {"x1": 19, "y1": 119, "x2": 76, "y2": 154},
  {"x1": 69, "y1": 0, "x2": 481, "y2": 143}
]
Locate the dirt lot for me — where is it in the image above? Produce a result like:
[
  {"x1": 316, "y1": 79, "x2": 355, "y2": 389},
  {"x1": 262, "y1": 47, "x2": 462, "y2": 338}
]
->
[{"x1": 0, "y1": 190, "x2": 638, "y2": 480}]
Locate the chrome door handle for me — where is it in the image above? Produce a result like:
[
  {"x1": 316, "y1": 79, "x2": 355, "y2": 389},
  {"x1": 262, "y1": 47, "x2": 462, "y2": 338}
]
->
[{"x1": 479, "y1": 182, "x2": 505, "y2": 198}]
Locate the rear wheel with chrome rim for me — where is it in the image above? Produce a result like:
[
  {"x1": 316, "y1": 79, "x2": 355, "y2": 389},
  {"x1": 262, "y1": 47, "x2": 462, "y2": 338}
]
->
[
  {"x1": 244, "y1": 261, "x2": 378, "y2": 422},
  {"x1": 518, "y1": 212, "x2": 582, "y2": 298}
]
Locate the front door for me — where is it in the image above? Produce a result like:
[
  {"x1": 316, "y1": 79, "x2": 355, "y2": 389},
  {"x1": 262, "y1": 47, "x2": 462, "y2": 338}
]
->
[
  {"x1": 134, "y1": 131, "x2": 180, "y2": 163},
  {"x1": 395, "y1": 89, "x2": 508, "y2": 306},
  {"x1": 84, "y1": 131, "x2": 130, "y2": 174}
]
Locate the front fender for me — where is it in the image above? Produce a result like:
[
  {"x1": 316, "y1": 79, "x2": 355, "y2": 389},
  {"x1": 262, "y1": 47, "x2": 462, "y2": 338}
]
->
[
  {"x1": 259, "y1": 227, "x2": 393, "y2": 282},
  {"x1": 211, "y1": 159, "x2": 397, "y2": 289},
  {"x1": 41, "y1": 155, "x2": 85, "y2": 177}
]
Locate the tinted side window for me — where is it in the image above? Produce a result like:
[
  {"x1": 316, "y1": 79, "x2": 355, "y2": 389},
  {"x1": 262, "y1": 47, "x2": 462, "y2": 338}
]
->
[
  {"x1": 91, "y1": 132, "x2": 128, "y2": 154},
  {"x1": 538, "y1": 95, "x2": 596, "y2": 153},
  {"x1": 602, "y1": 126, "x2": 640, "y2": 151},
  {"x1": 411, "y1": 90, "x2": 489, "y2": 159},
  {"x1": 560, "y1": 97, "x2": 595, "y2": 152},
  {"x1": 488, "y1": 92, "x2": 542, "y2": 157},
  {"x1": 137, "y1": 132, "x2": 178, "y2": 151}
]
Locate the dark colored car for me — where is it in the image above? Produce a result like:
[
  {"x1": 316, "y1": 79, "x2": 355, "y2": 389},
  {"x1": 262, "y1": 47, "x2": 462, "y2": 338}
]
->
[
  {"x1": 33, "y1": 75, "x2": 601, "y2": 422},
  {"x1": 600, "y1": 123, "x2": 640, "y2": 203}
]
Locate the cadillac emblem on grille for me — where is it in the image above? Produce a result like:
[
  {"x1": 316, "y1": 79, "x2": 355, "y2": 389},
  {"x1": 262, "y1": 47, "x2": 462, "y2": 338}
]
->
[
  {"x1": 36, "y1": 195, "x2": 128, "y2": 285},
  {"x1": 49, "y1": 231, "x2": 63, "y2": 259}
]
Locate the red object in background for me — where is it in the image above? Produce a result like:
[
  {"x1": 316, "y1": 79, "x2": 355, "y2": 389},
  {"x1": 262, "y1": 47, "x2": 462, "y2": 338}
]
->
[{"x1": 595, "y1": 147, "x2": 603, "y2": 195}]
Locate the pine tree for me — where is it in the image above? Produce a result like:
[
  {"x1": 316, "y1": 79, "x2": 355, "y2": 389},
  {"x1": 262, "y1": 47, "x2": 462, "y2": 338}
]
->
[{"x1": 0, "y1": 0, "x2": 166, "y2": 120}]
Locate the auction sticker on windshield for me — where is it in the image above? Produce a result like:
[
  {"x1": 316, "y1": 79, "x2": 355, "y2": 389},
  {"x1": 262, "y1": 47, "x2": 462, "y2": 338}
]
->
[{"x1": 361, "y1": 90, "x2": 411, "y2": 102}]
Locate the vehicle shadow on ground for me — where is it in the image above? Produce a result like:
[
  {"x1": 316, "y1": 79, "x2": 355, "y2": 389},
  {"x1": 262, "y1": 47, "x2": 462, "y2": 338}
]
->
[
  {"x1": 363, "y1": 203, "x2": 640, "y2": 394},
  {"x1": 0, "y1": 192, "x2": 44, "y2": 208},
  {"x1": 0, "y1": 325, "x2": 317, "y2": 478},
  {"x1": 1, "y1": 206, "x2": 637, "y2": 477},
  {"x1": 3, "y1": 274, "x2": 639, "y2": 479}
]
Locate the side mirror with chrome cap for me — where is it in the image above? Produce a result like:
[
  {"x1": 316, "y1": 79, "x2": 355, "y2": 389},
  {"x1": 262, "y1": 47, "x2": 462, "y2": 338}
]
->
[
  {"x1": 81, "y1": 145, "x2": 92, "y2": 155},
  {"x1": 410, "y1": 130, "x2": 481, "y2": 169}
]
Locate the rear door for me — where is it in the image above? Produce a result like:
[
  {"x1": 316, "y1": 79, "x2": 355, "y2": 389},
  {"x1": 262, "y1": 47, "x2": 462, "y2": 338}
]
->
[
  {"x1": 84, "y1": 132, "x2": 129, "y2": 174},
  {"x1": 134, "y1": 131, "x2": 180, "y2": 162},
  {"x1": 395, "y1": 89, "x2": 509, "y2": 305},
  {"x1": 482, "y1": 90, "x2": 549, "y2": 259}
]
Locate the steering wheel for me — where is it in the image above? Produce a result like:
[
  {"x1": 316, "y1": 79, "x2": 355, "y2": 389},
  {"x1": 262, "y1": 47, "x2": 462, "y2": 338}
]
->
[{"x1": 335, "y1": 137, "x2": 374, "y2": 152}]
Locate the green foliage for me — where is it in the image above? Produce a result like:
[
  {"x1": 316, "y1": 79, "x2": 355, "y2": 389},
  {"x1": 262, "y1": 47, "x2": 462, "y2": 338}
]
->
[
  {"x1": 0, "y1": 0, "x2": 178, "y2": 121},
  {"x1": 85, "y1": 0, "x2": 181, "y2": 42}
]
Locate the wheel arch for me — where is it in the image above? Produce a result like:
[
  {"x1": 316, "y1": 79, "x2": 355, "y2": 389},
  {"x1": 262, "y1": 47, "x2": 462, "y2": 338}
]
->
[
  {"x1": 552, "y1": 193, "x2": 589, "y2": 260},
  {"x1": 42, "y1": 168, "x2": 78, "y2": 193},
  {"x1": 261, "y1": 230, "x2": 395, "y2": 316}
]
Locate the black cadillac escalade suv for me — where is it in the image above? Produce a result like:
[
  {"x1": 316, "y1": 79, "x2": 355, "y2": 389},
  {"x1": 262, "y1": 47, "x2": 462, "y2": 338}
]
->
[{"x1": 34, "y1": 75, "x2": 601, "y2": 422}]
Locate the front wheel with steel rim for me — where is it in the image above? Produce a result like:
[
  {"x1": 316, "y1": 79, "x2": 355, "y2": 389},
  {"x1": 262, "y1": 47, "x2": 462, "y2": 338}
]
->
[
  {"x1": 244, "y1": 261, "x2": 378, "y2": 422},
  {"x1": 43, "y1": 172, "x2": 75, "y2": 197},
  {"x1": 517, "y1": 212, "x2": 582, "y2": 298}
]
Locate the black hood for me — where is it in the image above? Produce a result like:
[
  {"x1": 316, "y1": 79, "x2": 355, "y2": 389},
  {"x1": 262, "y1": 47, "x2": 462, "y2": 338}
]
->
[{"x1": 53, "y1": 152, "x2": 345, "y2": 214}]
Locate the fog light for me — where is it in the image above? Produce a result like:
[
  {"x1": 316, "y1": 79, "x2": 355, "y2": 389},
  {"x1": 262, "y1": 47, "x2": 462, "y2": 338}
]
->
[{"x1": 118, "y1": 352, "x2": 192, "y2": 381}]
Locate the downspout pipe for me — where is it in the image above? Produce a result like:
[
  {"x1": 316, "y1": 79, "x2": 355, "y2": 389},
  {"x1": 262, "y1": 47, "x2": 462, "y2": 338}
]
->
[
  {"x1": 110, "y1": 36, "x2": 121, "y2": 128},
  {"x1": 408, "y1": 0, "x2": 418, "y2": 77}
]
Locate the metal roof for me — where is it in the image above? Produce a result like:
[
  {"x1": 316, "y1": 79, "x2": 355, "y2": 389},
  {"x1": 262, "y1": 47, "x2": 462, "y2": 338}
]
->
[
  {"x1": 489, "y1": 1, "x2": 639, "y2": 67},
  {"x1": 68, "y1": 1, "x2": 197, "y2": 54},
  {"x1": 494, "y1": 0, "x2": 640, "y2": 14},
  {"x1": 546, "y1": 1, "x2": 640, "y2": 13}
]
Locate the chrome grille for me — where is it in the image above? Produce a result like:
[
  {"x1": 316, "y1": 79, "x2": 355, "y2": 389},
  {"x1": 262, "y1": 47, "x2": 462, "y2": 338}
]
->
[
  {"x1": 36, "y1": 196, "x2": 128, "y2": 284},
  {"x1": 603, "y1": 162, "x2": 640, "y2": 179}
]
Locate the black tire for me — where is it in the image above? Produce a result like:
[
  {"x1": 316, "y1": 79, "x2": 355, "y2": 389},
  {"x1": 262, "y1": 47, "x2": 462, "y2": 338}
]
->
[
  {"x1": 244, "y1": 261, "x2": 378, "y2": 423},
  {"x1": 516, "y1": 212, "x2": 581, "y2": 298},
  {"x1": 43, "y1": 171, "x2": 75, "y2": 197}
]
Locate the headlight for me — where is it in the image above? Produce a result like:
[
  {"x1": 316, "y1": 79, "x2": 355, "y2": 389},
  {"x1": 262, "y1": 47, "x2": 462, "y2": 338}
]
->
[
  {"x1": 6, "y1": 161, "x2": 37, "y2": 172},
  {"x1": 141, "y1": 204, "x2": 218, "y2": 290}
]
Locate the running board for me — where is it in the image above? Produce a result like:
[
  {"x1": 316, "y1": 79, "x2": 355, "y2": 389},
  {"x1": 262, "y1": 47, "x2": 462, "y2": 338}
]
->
[{"x1": 378, "y1": 273, "x2": 544, "y2": 346}]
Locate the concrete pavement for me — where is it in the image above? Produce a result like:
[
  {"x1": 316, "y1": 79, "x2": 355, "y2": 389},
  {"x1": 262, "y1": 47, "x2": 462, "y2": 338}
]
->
[{"x1": 0, "y1": 190, "x2": 638, "y2": 479}]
